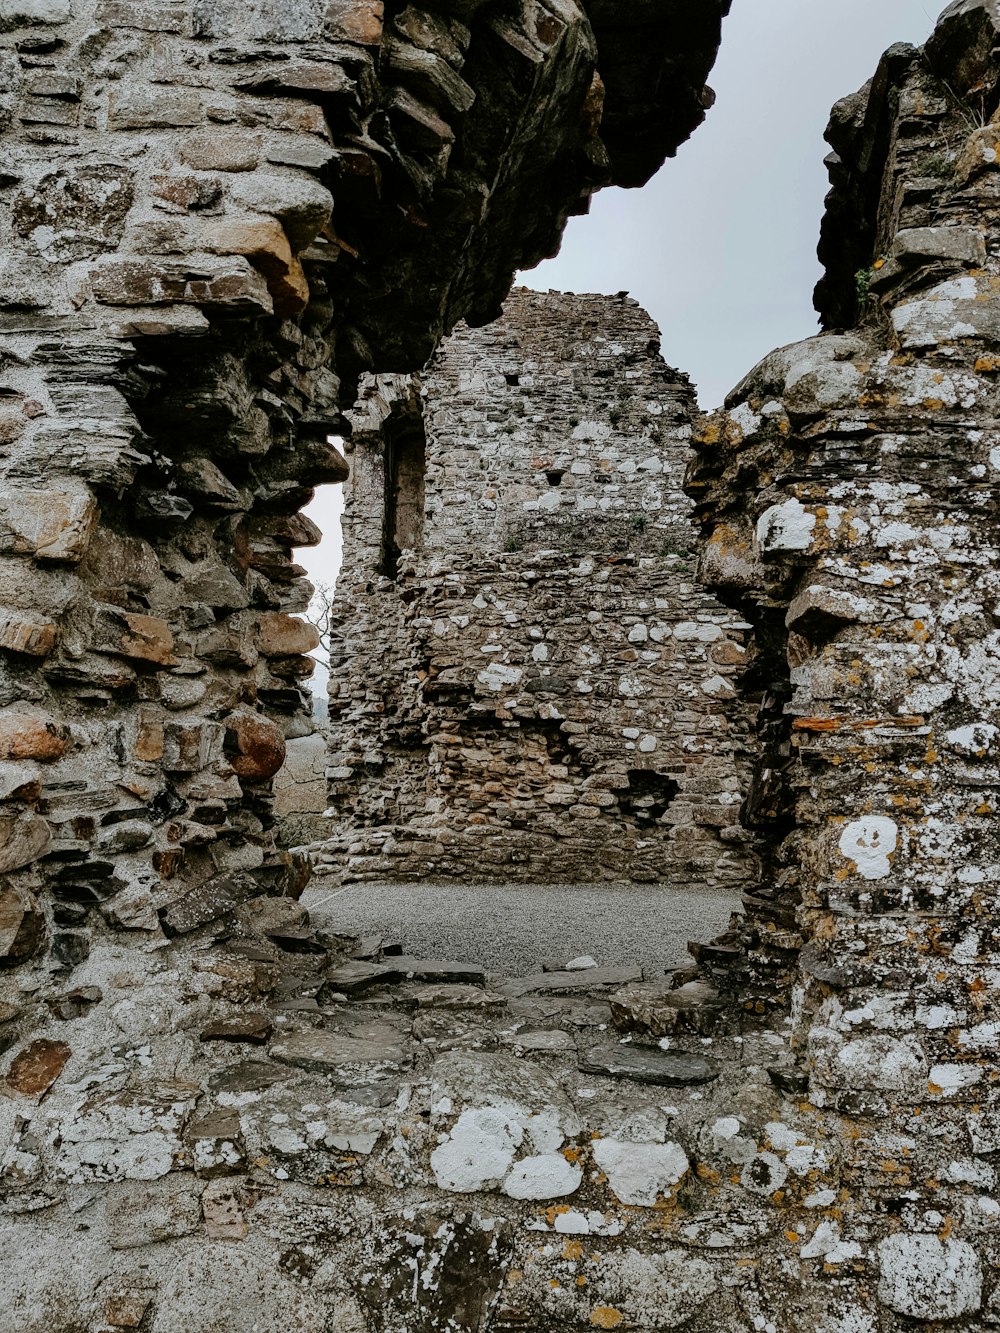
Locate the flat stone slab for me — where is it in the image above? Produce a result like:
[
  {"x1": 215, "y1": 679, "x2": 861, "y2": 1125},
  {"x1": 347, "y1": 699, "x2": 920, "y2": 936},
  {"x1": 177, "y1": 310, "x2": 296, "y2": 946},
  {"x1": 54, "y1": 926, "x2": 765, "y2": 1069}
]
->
[
  {"x1": 502, "y1": 965, "x2": 642, "y2": 998},
  {"x1": 579, "y1": 1044, "x2": 721, "y2": 1087},
  {"x1": 410, "y1": 984, "x2": 506, "y2": 1010},
  {"x1": 200, "y1": 1014, "x2": 273, "y2": 1045},
  {"x1": 271, "y1": 1029, "x2": 407, "y2": 1075},
  {"x1": 326, "y1": 957, "x2": 486, "y2": 995}
]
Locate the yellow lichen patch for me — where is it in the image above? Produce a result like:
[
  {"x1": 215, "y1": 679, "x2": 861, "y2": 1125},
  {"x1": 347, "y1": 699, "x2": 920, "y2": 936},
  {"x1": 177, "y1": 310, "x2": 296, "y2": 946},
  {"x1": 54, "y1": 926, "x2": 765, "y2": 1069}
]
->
[
  {"x1": 562, "y1": 1240, "x2": 584, "y2": 1261},
  {"x1": 695, "y1": 1162, "x2": 720, "y2": 1184},
  {"x1": 562, "y1": 1146, "x2": 583, "y2": 1164},
  {"x1": 506, "y1": 1270, "x2": 524, "y2": 1287},
  {"x1": 590, "y1": 1308, "x2": 624, "y2": 1329},
  {"x1": 923, "y1": 398, "x2": 945, "y2": 411},
  {"x1": 549, "y1": 1279, "x2": 561, "y2": 1290},
  {"x1": 784, "y1": 1230, "x2": 800, "y2": 1244},
  {"x1": 927, "y1": 1081, "x2": 944, "y2": 1096},
  {"x1": 544, "y1": 1204, "x2": 572, "y2": 1226},
  {"x1": 975, "y1": 354, "x2": 1000, "y2": 373}
]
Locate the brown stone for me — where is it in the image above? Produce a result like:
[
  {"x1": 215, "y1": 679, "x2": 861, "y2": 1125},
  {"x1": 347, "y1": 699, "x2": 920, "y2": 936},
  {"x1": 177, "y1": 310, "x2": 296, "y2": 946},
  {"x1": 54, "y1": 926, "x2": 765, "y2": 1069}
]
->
[
  {"x1": 326, "y1": 0, "x2": 383, "y2": 43},
  {"x1": 102, "y1": 1293, "x2": 150, "y2": 1329},
  {"x1": 256, "y1": 611, "x2": 321, "y2": 657},
  {"x1": 224, "y1": 710, "x2": 286, "y2": 781},
  {"x1": 0, "y1": 612, "x2": 57, "y2": 657},
  {"x1": 150, "y1": 171, "x2": 223, "y2": 214},
  {"x1": 0, "y1": 402, "x2": 26, "y2": 445},
  {"x1": 200, "y1": 1014, "x2": 273, "y2": 1045},
  {"x1": 119, "y1": 612, "x2": 177, "y2": 666},
  {"x1": 186, "y1": 1108, "x2": 246, "y2": 1178},
  {"x1": 0, "y1": 709, "x2": 71, "y2": 762},
  {"x1": 0, "y1": 488, "x2": 98, "y2": 563},
  {"x1": 93, "y1": 608, "x2": 177, "y2": 667},
  {"x1": 5, "y1": 1039, "x2": 71, "y2": 1097},
  {"x1": 198, "y1": 218, "x2": 310, "y2": 318},
  {"x1": 0, "y1": 887, "x2": 44, "y2": 967},
  {"x1": 0, "y1": 813, "x2": 52, "y2": 874},
  {"x1": 136, "y1": 712, "x2": 165, "y2": 762}
]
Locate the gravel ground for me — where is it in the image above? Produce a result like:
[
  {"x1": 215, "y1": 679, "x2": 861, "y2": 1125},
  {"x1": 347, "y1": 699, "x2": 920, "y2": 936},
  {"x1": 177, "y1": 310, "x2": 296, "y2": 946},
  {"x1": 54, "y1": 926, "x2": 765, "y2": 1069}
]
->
[{"x1": 303, "y1": 880, "x2": 742, "y2": 978}]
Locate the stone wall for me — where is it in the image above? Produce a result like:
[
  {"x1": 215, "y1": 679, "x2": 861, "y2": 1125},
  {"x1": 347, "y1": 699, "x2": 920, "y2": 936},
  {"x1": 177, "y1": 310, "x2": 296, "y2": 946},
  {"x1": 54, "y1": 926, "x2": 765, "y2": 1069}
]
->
[{"x1": 319, "y1": 288, "x2": 755, "y2": 887}]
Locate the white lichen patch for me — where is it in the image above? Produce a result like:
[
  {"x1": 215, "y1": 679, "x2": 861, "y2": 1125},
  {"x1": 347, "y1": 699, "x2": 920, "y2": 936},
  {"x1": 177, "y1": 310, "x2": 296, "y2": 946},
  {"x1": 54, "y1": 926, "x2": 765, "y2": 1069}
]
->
[
  {"x1": 502, "y1": 1152, "x2": 581, "y2": 1200},
  {"x1": 756, "y1": 499, "x2": 816, "y2": 553},
  {"x1": 877, "y1": 1234, "x2": 982, "y2": 1320},
  {"x1": 592, "y1": 1138, "x2": 688, "y2": 1206},
  {"x1": 837, "y1": 816, "x2": 898, "y2": 879}
]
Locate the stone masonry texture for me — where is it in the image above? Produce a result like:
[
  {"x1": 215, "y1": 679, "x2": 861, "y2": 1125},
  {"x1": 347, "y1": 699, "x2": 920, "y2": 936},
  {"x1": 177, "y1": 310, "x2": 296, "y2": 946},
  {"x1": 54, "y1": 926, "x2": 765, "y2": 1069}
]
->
[
  {"x1": 2, "y1": 0, "x2": 1000, "y2": 1330},
  {"x1": 318, "y1": 288, "x2": 756, "y2": 890}
]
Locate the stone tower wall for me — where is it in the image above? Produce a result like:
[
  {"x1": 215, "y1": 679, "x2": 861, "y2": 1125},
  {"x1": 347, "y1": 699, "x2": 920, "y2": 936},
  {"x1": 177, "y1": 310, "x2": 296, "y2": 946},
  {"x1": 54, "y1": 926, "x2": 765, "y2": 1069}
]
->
[{"x1": 321, "y1": 288, "x2": 756, "y2": 888}]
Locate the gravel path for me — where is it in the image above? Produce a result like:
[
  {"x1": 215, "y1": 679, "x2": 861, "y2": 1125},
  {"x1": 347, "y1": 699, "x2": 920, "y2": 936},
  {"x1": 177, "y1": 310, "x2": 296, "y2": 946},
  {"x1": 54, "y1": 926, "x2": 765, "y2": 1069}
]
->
[{"x1": 303, "y1": 880, "x2": 742, "y2": 978}]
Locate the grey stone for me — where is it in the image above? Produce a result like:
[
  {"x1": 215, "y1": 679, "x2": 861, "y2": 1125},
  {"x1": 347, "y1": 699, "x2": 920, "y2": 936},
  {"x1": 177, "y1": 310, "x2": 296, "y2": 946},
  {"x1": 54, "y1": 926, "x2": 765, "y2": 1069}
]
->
[{"x1": 579, "y1": 1044, "x2": 721, "y2": 1086}]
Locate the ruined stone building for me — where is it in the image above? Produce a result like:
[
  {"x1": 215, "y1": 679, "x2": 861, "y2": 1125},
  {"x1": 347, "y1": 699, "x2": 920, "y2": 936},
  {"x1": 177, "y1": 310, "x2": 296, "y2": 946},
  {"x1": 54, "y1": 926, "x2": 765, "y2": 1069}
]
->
[
  {"x1": 1, "y1": 0, "x2": 1000, "y2": 1329},
  {"x1": 320, "y1": 287, "x2": 754, "y2": 887}
]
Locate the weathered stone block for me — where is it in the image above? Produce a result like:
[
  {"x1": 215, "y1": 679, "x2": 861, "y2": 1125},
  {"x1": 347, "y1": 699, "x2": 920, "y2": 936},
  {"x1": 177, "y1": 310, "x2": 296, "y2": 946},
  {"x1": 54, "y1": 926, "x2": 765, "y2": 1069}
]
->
[
  {"x1": 228, "y1": 172, "x2": 333, "y2": 250},
  {"x1": 201, "y1": 1178, "x2": 248, "y2": 1239},
  {"x1": 892, "y1": 224, "x2": 986, "y2": 267},
  {"x1": 13, "y1": 164, "x2": 133, "y2": 261},
  {"x1": 107, "y1": 86, "x2": 204, "y2": 130},
  {"x1": 90, "y1": 256, "x2": 273, "y2": 315},
  {"x1": 0, "y1": 611, "x2": 57, "y2": 656},
  {"x1": 92, "y1": 607, "x2": 176, "y2": 667},
  {"x1": 0, "y1": 0, "x2": 70, "y2": 29},
  {"x1": 0, "y1": 708, "x2": 70, "y2": 761},
  {"x1": 0, "y1": 887, "x2": 44, "y2": 967},
  {"x1": 20, "y1": 422, "x2": 149, "y2": 491},
  {"x1": 4, "y1": 1037, "x2": 70, "y2": 1096},
  {"x1": 186, "y1": 1108, "x2": 246, "y2": 1177},
  {"x1": 158, "y1": 873, "x2": 257, "y2": 936},
  {"x1": 94, "y1": 0, "x2": 190, "y2": 30},
  {"x1": 107, "y1": 1180, "x2": 202, "y2": 1249},
  {"x1": 178, "y1": 131, "x2": 260, "y2": 172},
  {"x1": 877, "y1": 1234, "x2": 982, "y2": 1320},
  {"x1": 163, "y1": 719, "x2": 224, "y2": 773},
  {"x1": 326, "y1": 0, "x2": 382, "y2": 44},
  {"x1": 256, "y1": 611, "x2": 320, "y2": 656},
  {"x1": 193, "y1": 0, "x2": 323, "y2": 40},
  {"x1": 224, "y1": 709, "x2": 286, "y2": 781},
  {"x1": 197, "y1": 217, "x2": 309, "y2": 317},
  {"x1": 0, "y1": 812, "x2": 51, "y2": 873}
]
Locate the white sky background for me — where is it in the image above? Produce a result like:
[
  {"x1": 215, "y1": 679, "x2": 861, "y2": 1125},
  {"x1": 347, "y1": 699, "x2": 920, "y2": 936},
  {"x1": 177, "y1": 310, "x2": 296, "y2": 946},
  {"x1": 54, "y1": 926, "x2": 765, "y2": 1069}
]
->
[
  {"x1": 523, "y1": 0, "x2": 939, "y2": 408},
  {"x1": 298, "y1": 0, "x2": 940, "y2": 618}
]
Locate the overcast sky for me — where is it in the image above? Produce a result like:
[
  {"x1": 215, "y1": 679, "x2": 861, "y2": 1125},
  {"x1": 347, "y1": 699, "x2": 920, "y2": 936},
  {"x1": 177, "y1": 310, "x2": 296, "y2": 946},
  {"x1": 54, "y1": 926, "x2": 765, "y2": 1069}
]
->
[
  {"x1": 300, "y1": 0, "x2": 941, "y2": 603},
  {"x1": 522, "y1": 0, "x2": 938, "y2": 408}
]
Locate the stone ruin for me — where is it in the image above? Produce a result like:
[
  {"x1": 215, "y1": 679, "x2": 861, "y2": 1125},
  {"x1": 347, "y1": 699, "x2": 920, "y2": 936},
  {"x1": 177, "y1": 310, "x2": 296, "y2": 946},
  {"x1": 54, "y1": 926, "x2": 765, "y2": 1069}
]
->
[
  {"x1": 0, "y1": 0, "x2": 999, "y2": 1329},
  {"x1": 316, "y1": 287, "x2": 754, "y2": 888}
]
